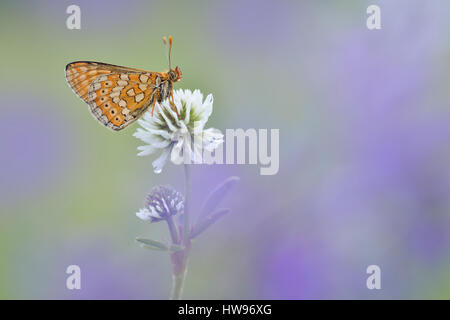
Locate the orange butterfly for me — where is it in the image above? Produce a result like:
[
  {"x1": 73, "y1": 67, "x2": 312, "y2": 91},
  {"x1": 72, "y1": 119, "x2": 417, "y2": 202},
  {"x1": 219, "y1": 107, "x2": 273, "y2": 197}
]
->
[{"x1": 65, "y1": 36, "x2": 182, "y2": 131}]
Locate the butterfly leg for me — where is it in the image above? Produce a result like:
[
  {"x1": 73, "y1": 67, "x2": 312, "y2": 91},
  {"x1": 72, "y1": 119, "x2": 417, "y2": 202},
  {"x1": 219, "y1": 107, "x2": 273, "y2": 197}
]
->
[
  {"x1": 151, "y1": 98, "x2": 156, "y2": 116},
  {"x1": 169, "y1": 90, "x2": 180, "y2": 116}
]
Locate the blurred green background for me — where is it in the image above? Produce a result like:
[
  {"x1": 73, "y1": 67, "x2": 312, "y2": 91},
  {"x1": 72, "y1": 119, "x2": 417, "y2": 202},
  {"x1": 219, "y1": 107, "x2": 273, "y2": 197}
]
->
[{"x1": 1, "y1": 0, "x2": 450, "y2": 299}]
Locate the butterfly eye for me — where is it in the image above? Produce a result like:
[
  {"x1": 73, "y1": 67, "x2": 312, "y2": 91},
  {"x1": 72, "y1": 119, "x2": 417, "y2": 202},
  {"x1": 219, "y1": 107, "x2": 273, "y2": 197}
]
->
[{"x1": 169, "y1": 71, "x2": 177, "y2": 81}]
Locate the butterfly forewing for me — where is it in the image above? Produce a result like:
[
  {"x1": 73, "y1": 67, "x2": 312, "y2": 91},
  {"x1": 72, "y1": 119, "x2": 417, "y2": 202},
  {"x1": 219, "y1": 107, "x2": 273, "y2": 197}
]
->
[
  {"x1": 66, "y1": 62, "x2": 116, "y2": 102},
  {"x1": 65, "y1": 61, "x2": 158, "y2": 130}
]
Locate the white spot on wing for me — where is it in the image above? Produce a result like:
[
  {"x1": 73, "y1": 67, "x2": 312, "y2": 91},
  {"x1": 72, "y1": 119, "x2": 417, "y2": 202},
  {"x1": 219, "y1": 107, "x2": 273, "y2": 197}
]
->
[
  {"x1": 135, "y1": 93, "x2": 144, "y2": 102},
  {"x1": 139, "y1": 74, "x2": 149, "y2": 83}
]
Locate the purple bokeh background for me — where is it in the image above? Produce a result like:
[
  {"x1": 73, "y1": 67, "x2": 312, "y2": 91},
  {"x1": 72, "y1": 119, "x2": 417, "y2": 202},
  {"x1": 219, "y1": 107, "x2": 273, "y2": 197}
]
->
[{"x1": 0, "y1": 0, "x2": 449, "y2": 299}]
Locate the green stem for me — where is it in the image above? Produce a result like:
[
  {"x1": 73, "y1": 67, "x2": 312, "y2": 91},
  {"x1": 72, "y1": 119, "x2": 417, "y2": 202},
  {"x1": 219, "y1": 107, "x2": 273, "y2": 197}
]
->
[
  {"x1": 182, "y1": 164, "x2": 191, "y2": 245},
  {"x1": 171, "y1": 270, "x2": 186, "y2": 300},
  {"x1": 170, "y1": 164, "x2": 192, "y2": 300}
]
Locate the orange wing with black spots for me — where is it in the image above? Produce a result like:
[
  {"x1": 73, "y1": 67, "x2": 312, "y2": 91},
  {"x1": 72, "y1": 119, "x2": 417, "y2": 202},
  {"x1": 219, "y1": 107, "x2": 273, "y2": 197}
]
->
[
  {"x1": 65, "y1": 61, "x2": 148, "y2": 102},
  {"x1": 65, "y1": 61, "x2": 160, "y2": 131},
  {"x1": 86, "y1": 73, "x2": 159, "y2": 130}
]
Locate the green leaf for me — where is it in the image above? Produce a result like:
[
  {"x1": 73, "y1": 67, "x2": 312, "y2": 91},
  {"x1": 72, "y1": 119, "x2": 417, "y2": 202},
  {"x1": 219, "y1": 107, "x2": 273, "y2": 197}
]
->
[
  {"x1": 190, "y1": 208, "x2": 231, "y2": 239},
  {"x1": 200, "y1": 176, "x2": 239, "y2": 218},
  {"x1": 136, "y1": 238, "x2": 169, "y2": 251}
]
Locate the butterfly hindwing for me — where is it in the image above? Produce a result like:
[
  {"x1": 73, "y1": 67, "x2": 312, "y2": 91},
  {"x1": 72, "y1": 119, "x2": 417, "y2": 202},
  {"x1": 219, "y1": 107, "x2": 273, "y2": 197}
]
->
[
  {"x1": 87, "y1": 73, "x2": 158, "y2": 130},
  {"x1": 65, "y1": 61, "x2": 161, "y2": 131}
]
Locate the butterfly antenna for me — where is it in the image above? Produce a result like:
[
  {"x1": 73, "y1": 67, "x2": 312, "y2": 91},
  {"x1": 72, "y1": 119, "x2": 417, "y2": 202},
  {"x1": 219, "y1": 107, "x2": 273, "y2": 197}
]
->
[
  {"x1": 162, "y1": 36, "x2": 170, "y2": 69},
  {"x1": 162, "y1": 36, "x2": 173, "y2": 70},
  {"x1": 169, "y1": 36, "x2": 173, "y2": 70}
]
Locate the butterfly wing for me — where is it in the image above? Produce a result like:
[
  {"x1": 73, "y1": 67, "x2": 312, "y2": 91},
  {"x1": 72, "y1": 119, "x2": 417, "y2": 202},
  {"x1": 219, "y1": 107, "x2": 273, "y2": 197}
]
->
[
  {"x1": 65, "y1": 61, "x2": 160, "y2": 131},
  {"x1": 65, "y1": 61, "x2": 148, "y2": 102},
  {"x1": 87, "y1": 73, "x2": 159, "y2": 130}
]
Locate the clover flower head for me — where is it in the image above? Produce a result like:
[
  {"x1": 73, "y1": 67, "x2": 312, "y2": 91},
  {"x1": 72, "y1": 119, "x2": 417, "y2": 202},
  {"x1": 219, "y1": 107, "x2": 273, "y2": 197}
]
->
[
  {"x1": 133, "y1": 89, "x2": 224, "y2": 173},
  {"x1": 136, "y1": 185, "x2": 184, "y2": 223}
]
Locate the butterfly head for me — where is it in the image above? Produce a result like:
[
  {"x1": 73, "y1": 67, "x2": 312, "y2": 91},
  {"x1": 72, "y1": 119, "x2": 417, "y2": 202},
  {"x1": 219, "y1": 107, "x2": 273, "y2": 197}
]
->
[{"x1": 169, "y1": 66, "x2": 182, "y2": 82}]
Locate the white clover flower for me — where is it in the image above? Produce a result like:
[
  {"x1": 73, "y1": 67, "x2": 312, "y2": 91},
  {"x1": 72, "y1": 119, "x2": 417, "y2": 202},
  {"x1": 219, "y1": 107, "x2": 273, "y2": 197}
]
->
[
  {"x1": 133, "y1": 89, "x2": 224, "y2": 173},
  {"x1": 136, "y1": 185, "x2": 184, "y2": 223}
]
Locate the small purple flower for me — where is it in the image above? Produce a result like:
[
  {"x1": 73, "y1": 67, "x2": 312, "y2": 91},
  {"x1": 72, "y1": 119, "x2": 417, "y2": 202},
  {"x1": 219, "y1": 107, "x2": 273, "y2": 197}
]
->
[{"x1": 136, "y1": 186, "x2": 184, "y2": 223}]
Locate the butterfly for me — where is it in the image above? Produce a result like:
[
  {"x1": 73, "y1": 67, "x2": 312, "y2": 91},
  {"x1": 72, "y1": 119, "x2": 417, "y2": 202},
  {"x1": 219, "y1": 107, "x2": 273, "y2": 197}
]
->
[{"x1": 65, "y1": 36, "x2": 182, "y2": 131}]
